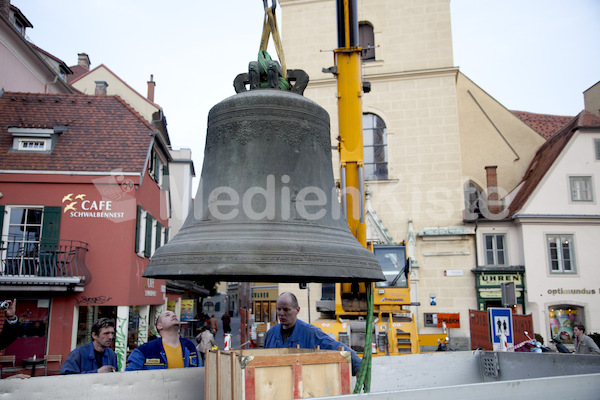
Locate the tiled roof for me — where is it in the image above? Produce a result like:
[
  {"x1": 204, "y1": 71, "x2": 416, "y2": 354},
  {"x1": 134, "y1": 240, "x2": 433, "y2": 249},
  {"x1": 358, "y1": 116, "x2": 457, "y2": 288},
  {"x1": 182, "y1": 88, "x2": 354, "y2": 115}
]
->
[
  {"x1": 0, "y1": 92, "x2": 156, "y2": 173},
  {"x1": 507, "y1": 110, "x2": 600, "y2": 217},
  {"x1": 512, "y1": 110, "x2": 573, "y2": 140},
  {"x1": 67, "y1": 65, "x2": 90, "y2": 84}
]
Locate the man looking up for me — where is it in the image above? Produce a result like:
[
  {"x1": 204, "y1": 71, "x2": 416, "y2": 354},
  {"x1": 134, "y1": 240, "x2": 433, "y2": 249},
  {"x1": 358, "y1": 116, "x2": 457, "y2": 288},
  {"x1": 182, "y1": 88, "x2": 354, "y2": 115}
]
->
[
  {"x1": 60, "y1": 318, "x2": 118, "y2": 374},
  {"x1": 264, "y1": 292, "x2": 362, "y2": 375},
  {"x1": 126, "y1": 310, "x2": 199, "y2": 370}
]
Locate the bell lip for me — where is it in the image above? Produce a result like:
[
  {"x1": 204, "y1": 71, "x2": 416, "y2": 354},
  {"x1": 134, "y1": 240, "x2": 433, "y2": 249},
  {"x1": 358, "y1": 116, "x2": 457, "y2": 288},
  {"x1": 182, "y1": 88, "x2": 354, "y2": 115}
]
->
[{"x1": 142, "y1": 271, "x2": 386, "y2": 283}]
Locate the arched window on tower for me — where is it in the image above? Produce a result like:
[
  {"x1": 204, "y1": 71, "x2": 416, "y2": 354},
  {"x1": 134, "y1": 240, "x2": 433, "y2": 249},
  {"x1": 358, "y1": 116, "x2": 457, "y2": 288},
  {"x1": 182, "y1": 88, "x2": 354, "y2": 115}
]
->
[
  {"x1": 363, "y1": 113, "x2": 388, "y2": 180},
  {"x1": 359, "y1": 22, "x2": 375, "y2": 62}
]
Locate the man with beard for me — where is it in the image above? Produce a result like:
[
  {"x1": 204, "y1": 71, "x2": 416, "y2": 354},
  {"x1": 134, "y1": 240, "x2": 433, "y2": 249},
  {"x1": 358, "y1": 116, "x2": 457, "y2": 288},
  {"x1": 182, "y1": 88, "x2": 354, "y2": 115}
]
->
[{"x1": 60, "y1": 318, "x2": 118, "y2": 374}]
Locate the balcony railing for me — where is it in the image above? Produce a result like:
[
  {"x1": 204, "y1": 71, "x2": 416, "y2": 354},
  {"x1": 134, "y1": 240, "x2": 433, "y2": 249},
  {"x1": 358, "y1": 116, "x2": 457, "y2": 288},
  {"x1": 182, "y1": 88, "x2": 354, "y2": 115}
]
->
[{"x1": 0, "y1": 237, "x2": 90, "y2": 285}]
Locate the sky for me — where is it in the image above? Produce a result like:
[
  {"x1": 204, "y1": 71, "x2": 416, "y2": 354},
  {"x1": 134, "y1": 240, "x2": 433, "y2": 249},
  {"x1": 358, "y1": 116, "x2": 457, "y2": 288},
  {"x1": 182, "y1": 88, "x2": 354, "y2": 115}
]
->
[{"x1": 12, "y1": 0, "x2": 600, "y2": 190}]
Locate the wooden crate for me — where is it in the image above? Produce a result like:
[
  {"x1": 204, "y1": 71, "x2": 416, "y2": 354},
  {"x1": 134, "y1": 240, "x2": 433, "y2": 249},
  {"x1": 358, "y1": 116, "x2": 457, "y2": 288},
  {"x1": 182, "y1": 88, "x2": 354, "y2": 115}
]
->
[{"x1": 205, "y1": 348, "x2": 352, "y2": 400}]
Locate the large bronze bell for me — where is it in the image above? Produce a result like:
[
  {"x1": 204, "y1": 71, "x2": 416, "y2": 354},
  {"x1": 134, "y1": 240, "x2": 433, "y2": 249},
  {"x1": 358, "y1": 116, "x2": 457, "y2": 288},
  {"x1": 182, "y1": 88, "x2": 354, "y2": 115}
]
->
[{"x1": 143, "y1": 88, "x2": 384, "y2": 283}]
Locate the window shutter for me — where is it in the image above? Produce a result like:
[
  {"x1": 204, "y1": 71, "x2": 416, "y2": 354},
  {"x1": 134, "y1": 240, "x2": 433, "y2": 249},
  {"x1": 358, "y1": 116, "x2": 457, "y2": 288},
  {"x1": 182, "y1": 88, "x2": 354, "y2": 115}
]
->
[
  {"x1": 0, "y1": 205, "x2": 4, "y2": 240},
  {"x1": 153, "y1": 153, "x2": 160, "y2": 181},
  {"x1": 359, "y1": 23, "x2": 375, "y2": 61},
  {"x1": 40, "y1": 206, "x2": 61, "y2": 251},
  {"x1": 155, "y1": 221, "x2": 163, "y2": 251},
  {"x1": 595, "y1": 139, "x2": 600, "y2": 160},
  {"x1": 144, "y1": 212, "x2": 153, "y2": 258},
  {"x1": 161, "y1": 165, "x2": 170, "y2": 191},
  {"x1": 135, "y1": 205, "x2": 142, "y2": 254}
]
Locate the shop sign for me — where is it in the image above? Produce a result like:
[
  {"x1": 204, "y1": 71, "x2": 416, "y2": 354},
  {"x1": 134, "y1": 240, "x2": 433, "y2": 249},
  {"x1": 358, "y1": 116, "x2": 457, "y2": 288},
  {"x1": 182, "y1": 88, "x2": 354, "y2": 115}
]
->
[
  {"x1": 547, "y1": 288, "x2": 597, "y2": 295},
  {"x1": 479, "y1": 290, "x2": 522, "y2": 299},
  {"x1": 167, "y1": 301, "x2": 177, "y2": 312},
  {"x1": 145, "y1": 278, "x2": 156, "y2": 297},
  {"x1": 251, "y1": 289, "x2": 278, "y2": 300},
  {"x1": 478, "y1": 273, "x2": 522, "y2": 287},
  {"x1": 181, "y1": 299, "x2": 194, "y2": 321},
  {"x1": 436, "y1": 313, "x2": 460, "y2": 328},
  {"x1": 62, "y1": 192, "x2": 132, "y2": 221}
]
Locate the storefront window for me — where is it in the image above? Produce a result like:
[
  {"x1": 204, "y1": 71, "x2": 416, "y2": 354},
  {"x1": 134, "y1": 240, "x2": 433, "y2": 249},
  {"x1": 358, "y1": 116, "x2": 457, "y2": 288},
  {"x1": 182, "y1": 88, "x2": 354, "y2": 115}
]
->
[
  {"x1": 548, "y1": 305, "x2": 583, "y2": 345},
  {"x1": 76, "y1": 306, "x2": 117, "y2": 348}
]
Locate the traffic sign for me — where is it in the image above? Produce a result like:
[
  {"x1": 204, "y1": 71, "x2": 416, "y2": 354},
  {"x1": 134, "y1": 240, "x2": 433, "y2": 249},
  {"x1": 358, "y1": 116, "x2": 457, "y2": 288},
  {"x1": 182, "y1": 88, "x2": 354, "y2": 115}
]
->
[{"x1": 488, "y1": 308, "x2": 513, "y2": 351}]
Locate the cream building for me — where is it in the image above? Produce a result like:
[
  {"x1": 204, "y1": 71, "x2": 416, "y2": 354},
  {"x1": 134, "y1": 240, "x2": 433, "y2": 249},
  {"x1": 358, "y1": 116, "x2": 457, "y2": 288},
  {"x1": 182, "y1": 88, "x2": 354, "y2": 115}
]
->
[{"x1": 277, "y1": 0, "x2": 547, "y2": 348}]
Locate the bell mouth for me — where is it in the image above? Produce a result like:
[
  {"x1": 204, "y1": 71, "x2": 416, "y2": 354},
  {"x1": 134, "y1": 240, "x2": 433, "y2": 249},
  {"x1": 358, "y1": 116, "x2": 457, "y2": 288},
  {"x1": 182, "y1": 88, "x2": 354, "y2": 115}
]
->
[{"x1": 144, "y1": 220, "x2": 384, "y2": 283}]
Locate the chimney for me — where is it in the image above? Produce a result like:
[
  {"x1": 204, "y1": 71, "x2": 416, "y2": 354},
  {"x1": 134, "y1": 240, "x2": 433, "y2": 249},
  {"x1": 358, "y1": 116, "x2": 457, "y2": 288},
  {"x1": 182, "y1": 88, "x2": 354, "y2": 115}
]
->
[
  {"x1": 0, "y1": 0, "x2": 10, "y2": 19},
  {"x1": 485, "y1": 166, "x2": 502, "y2": 215},
  {"x1": 78, "y1": 53, "x2": 91, "y2": 71},
  {"x1": 147, "y1": 74, "x2": 155, "y2": 102},
  {"x1": 95, "y1": 80, "x2": 108, "y2": 95}
]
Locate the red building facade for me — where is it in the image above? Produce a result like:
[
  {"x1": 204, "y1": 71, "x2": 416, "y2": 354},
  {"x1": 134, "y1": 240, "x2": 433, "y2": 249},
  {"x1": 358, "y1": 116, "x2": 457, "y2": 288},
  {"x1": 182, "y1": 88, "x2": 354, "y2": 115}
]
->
[{"x1": 0, "y1": 92, "x2": 171, "y2": 370}]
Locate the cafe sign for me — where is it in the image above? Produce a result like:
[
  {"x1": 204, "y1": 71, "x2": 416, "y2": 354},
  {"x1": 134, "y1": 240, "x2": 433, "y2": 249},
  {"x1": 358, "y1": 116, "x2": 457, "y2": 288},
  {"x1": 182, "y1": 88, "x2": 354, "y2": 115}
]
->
[{"x1": 62, "y1": 192, "x2": 132, "y2": 221}]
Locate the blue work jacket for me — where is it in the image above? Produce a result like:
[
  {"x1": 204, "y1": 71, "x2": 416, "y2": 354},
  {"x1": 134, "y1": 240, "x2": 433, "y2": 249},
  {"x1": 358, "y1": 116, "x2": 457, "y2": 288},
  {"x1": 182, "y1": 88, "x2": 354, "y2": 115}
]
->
[
  {"x1": 59, "y1": 342, "x2": 118, "y2": 374},
  {"x1": 125, "y1": 337, "x2": 199, "y2": 371},
  {"x1": 264, "y1": 319, "x2": 361, "y2": 375}
]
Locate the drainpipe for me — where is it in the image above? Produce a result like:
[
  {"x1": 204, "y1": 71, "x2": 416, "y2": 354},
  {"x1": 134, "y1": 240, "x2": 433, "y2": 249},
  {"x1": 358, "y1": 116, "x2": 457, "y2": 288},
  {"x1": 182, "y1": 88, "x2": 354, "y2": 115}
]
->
[
  {"x1": 45, "y1": 76, "x2": 59, "y2": 93},
  {"x1": 474, "y1": 219, "x2": 479, "y2": 268}
]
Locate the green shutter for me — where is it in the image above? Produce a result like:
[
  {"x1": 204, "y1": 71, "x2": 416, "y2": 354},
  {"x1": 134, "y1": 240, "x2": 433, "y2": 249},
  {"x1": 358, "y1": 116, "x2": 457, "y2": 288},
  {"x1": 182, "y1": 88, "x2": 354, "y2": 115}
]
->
[
  {"x1": 164, "y1": 227, "x2": 169, "y2": 244},
  {"x1": 144, "y1": 212, "x2": 153, "y2": 258},
  {"x1": 153, "y1": 153, "x2": 160, "y2": 181},
  {"x1": 155, "y1": 221, "x2": 163, "y2": 250},
  {"x1": 40, "y1": 206, "x2": 61, "y2": 251},
  {"x1": 135, "y1": 205, "x2": 142, "y2": 254},
  {"x1": 0, "y1": 206, "x2": 4, "y2": 242}
]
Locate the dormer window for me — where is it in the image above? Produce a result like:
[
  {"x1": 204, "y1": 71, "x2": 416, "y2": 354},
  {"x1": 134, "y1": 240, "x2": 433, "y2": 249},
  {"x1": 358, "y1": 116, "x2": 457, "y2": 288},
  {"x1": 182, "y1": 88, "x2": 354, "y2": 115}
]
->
[
  {"x1": 9, "y1": 5, "x2": 33, "y2": 37},
  {"x1": 13, "y1": 19, "x2": 24, "y2": 34},
  {"x1": 18, "y1": 139, "x2": 48, "y2": 151},
  {"x1": 8, "y1": 127, "x2": 64, "y2": 153}
]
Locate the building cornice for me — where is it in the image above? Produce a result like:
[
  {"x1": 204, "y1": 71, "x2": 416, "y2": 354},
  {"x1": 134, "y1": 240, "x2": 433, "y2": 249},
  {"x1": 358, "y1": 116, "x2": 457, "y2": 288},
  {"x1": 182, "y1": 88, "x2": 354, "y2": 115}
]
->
[
  {"x1": 513, "y1": 214, "x2": 600, "y2": 225},
  {"x1": 308, "y1": 66, "x2": 460, "y2": 88}
]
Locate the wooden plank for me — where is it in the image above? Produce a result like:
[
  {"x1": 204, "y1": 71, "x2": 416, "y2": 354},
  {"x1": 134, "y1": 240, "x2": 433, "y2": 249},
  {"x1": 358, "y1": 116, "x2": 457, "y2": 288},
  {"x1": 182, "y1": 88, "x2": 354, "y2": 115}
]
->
[
  {"x1": 340, "y1": 362, "x2": 351, "y2": 394},
  {"x1": 215, "y1": 350, "x2": 220, "y2": 400},
  {"x1": 230, "y1": 352, "x2": 236, "y2": 400},
  {"x1": 292, "y1": 364, "x2": 303, "y2": 399},
  {"x1": 204, "y1": 352, "x2": 209, "y2": 400},
  {"x1": 244, "y1": 367, "x2": 256, "y2": 400},
  {"x1": 254, "y1": 365, "x2": 292, "y2": 399},
  {"x1": 302, "y1": 363, "x2": 342, "y2": 397},
  {"x1": 246, "y1": 352, "x2": 348, "y2": 368}
]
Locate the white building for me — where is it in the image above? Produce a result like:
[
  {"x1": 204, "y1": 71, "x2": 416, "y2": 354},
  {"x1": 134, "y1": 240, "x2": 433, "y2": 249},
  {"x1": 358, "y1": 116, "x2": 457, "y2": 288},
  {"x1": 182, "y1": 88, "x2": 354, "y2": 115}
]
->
[{"x1": 474, "y1": 110, "x2": 600, "y2": 346}]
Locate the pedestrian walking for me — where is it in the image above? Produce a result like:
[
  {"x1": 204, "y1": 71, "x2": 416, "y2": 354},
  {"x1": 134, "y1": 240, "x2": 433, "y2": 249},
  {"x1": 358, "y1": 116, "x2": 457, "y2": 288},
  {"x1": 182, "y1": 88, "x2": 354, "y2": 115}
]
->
[{"x1": 221, "y1": 313, "x2": 231, "y2": 334}]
